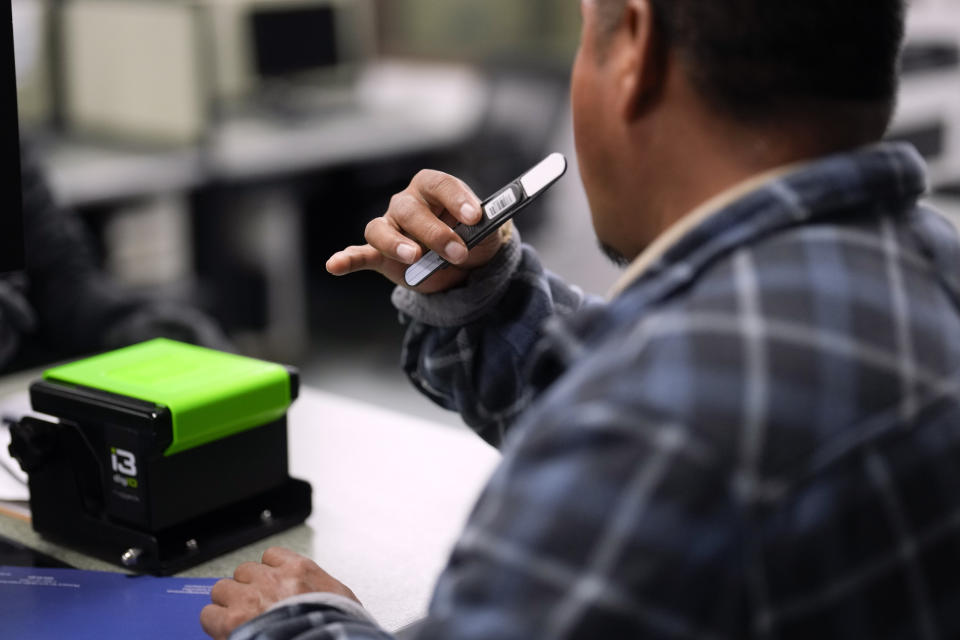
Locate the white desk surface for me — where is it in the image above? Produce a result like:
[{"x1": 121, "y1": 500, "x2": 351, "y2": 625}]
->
[{"x1": 0, "y1": 385, "x2": 501, "y2": 632}]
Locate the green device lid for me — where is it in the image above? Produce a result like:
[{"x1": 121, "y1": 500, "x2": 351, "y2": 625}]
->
[{"x1": 43, "y1": 338, "x2": 292, "y2": 456}]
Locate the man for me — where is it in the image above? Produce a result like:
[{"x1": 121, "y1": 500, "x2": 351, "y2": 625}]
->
[{"x1": 202, "y1": 0, "x2": 960, "y2": 638}]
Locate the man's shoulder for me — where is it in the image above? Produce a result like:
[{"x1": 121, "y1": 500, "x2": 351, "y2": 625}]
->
[{"x1": 571, "y1": 208, "x2": 960, "y2": 481}]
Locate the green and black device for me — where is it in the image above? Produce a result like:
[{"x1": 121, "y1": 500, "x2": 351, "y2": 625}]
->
[{"x1": 8, "y1": 338, "x2": 312, "y2": 575}]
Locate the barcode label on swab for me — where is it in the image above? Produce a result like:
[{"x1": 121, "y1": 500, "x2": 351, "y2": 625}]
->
[{"x1": 484, "y1": 189, "x2": 518, "y2": 219}]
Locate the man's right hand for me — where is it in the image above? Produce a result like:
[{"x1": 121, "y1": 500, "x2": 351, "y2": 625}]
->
[{"x1": 326, "y1": 170, "x2": 506, "y2": 294}]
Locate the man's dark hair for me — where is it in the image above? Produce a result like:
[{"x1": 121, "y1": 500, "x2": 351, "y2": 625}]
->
[{"x1": 599, "y1": 0, "x2": 906, "y2": 142}]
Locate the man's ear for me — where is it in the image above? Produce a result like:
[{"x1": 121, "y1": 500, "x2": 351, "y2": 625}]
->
[{"x1": 616, "y1": 0, "x2": 665, "y2": 122}]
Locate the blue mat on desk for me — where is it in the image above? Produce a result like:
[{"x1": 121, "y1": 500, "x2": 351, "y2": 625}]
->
[{"x1": 0, "y1": 565, "x2": 219, "y2": 639}]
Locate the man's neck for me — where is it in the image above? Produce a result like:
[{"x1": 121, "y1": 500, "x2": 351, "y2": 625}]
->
[
  {"x1": 636, "y1": 116, "x2": 834, "y2": 254},
  {"x1": 607, "y1": 158, "x2": 806, "y2": 299}
]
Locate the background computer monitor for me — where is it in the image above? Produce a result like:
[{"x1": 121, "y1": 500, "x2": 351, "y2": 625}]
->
[
  {"x1": 250, "y1": 3, "x2": 339, "y2": 79},
  {"x1": 1, "y1": 0, "x2": 25, "y2": 274}
]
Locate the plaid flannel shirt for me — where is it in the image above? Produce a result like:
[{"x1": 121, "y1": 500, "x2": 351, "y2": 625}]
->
[{"x1": 234, "y1": 142, "x2": 960, "y2": 639}]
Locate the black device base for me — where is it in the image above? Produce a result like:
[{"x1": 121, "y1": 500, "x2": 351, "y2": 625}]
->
[
  {"x1": 31, "y1": 477, "x2": 311, "y2": 576},
  {"x1": 0, "y1": 533, "x2": 74, "y2": 569}
]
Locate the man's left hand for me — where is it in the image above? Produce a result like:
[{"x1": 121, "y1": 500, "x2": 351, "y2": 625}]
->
[{"x1": 200, "y1": 547, "x2": 361, "y2": 640}]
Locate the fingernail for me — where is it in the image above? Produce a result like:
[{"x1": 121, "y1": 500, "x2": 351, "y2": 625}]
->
[
  {"x1": 460, "y1": 202, "x2": 481, "y2": 223},
  {"x1": 444, "y1": 241, "x2": 468, "y2": 263},
  {"x1": 397, "y1": 243, "x2": 417, "y2": 263}
]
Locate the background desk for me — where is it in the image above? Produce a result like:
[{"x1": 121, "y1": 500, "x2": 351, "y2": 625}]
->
[
  {"x1": 36, "y1": 62, "x2": 487, "y2": 207},
  {"x1": 0, "y1": 385, "x2": 500, "y2": 632}
]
